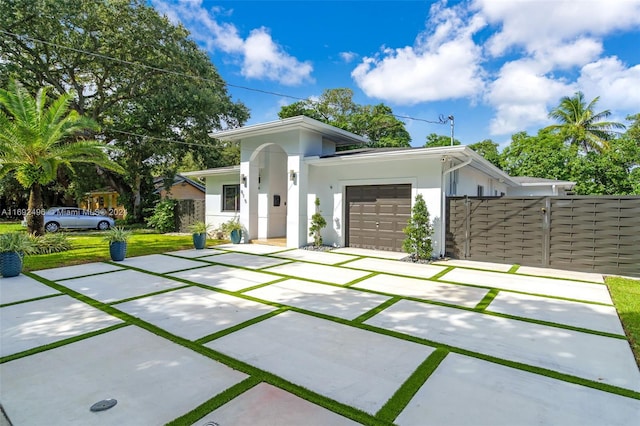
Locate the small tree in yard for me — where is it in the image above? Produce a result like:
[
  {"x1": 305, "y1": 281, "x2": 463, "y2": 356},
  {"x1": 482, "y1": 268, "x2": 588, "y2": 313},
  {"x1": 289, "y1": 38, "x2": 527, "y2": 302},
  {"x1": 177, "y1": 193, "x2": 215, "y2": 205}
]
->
[
  {"x1": 309, "y1": 197, "x2": 327, "y2": 247},
  {"x1": 403, "y1": 194, "x2": 433, "y2": 260}
]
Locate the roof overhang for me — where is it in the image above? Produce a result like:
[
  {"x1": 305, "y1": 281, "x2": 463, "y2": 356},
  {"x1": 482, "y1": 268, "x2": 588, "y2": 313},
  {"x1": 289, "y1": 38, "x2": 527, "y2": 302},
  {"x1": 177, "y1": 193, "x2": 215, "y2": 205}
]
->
[
  {"x1": 306, "y1": 145, "x2": 519, "y2": 186},
  {"x1": 209, "y1": 115, "x2": 369, "y2": 147},
  {"x1": 181, "y1": 165, "x2": 240, "y2": 178}
]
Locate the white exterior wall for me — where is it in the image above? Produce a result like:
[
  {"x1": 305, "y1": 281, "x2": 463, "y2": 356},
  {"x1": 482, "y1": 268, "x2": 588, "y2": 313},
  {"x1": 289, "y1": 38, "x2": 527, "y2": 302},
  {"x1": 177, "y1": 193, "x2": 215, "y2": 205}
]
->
[
  {"x1": 307, "y1": 158, "x2": 444, "y2": 254},
  {"x1": 204, "y1": 174, "x2": 241, "y2": 231},
  {"x1": 455, "y1": 166, "x2": 508, "y2": 196},
  {"x1": 507, "y1": 186, "x2": 561, "y2": 196}
]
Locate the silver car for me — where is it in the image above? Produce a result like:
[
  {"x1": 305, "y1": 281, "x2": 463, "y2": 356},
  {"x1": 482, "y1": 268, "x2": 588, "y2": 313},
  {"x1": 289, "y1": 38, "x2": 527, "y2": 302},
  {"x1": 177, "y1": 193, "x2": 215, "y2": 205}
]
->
[{"x1": 43, "y1": 207, "x2": 115, "y2": 232}]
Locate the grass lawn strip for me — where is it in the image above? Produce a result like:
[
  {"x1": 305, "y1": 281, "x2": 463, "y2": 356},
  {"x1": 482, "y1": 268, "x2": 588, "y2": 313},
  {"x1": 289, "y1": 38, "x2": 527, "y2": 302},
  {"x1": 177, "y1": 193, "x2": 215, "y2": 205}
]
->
[
  {"x1": 376, "y1": 348, "x2": 449, "y2": 423},
  {"x1": 0, "y1": 292, "x2": 63, "y2": 308},
  {"x1": 353, "y1": 297, "x2": 402, "y2": 323},
  {"x1": 195, "y1": 308, "x2": 290, "y2": 345},
  {"x1": 508, "y1": 264, "x2": 520, "y2": 273},
  {"x1": 607, "y1": 276, "x2": 640, "y2": 366},
  {"x1": 474, "y1": 289, "x2": 500, "y2": 311}
]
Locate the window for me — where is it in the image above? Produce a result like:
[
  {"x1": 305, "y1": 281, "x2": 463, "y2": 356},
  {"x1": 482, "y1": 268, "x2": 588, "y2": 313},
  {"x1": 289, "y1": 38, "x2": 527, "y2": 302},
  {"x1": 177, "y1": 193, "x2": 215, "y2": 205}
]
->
[
  {"x1": 477, "y1": 185, "x2": 484, "y2": 196},
  {"x1": 448, "y1": 169, "x2": 458, "y2": 195},
  {"x1": 222, "y1": 184, "x2": 240, "y2": 211}
]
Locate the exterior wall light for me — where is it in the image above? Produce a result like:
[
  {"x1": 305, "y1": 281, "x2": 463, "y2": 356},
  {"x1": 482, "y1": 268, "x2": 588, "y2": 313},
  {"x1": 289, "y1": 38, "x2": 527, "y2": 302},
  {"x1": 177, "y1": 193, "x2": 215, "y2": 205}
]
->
[
  {"x1": 241, "y1": 174, "x2": 247, "y2": 186},
  {"x1": 289, "y1": 170, "x2": 296, "y2": 182}
]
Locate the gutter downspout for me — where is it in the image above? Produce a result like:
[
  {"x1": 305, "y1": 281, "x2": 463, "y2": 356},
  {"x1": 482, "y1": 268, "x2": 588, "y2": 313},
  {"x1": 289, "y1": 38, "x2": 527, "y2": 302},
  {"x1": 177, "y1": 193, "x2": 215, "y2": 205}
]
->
[{"x1": 440, "y1": 157, "x2": 472, "y2": 257}]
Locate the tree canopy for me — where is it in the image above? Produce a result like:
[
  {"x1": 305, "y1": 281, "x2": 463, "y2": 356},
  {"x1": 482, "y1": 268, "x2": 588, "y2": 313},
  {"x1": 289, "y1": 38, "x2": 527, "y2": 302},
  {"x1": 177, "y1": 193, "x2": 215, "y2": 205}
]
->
[
  {"x1": 278, "y1": 88, "x2": 411, "y2": 148},
  {"x1": 424, "y1": 133, "x2": 460, "y2": 148},
  {"x1": 0, "y1": 0, "x2": 249, "y2": 220}
]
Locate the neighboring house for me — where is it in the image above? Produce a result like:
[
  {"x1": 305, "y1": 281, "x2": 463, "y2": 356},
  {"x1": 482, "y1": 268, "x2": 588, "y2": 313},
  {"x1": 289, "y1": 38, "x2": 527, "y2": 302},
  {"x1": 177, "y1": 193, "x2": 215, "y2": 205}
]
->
[
  {"x1": 507, "y1": 176, "x2": 575, "y2": 196},
  {"x1": 183, "y1": 116, "x2": 568, "y2": 256},
  {"x1": 154, "y1": 175, "x2": 206, "y2": 200},
  {"x1": 81, "y1": 188, "x2": 127, "y2": 219}
]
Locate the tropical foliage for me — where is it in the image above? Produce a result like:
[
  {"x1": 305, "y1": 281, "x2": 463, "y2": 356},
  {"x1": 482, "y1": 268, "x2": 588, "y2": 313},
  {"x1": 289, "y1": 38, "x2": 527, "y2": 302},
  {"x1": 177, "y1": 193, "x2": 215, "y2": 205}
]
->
[
  {"x1": 279, "y1": 88, "x2": 411, "y2": 148},
  {"x1": 402, "y1": 194, "x2": 433, "y2": 260},
  {"x1": 0, "y1": 80, "x2": 124, "y2": 235},
  {"x1": 545, "y1": 91, "x2": 625, "y2": 153}
]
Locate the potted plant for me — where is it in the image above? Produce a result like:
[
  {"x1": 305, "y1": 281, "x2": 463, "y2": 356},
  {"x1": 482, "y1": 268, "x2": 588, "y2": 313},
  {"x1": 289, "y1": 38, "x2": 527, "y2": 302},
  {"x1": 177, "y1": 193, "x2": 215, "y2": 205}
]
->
[
  {"x1": 221, "y1": 218, "x2": 243, "y2": 244},
  {"x1": 188, "y1": 221, "x2": 211, "y2": 250},
  {"x1": 0, "y1": 232, "x2": 35, "y2": 277},
  {"x1": 103, "y1": 226, "x2": 131, "y2": 261}
]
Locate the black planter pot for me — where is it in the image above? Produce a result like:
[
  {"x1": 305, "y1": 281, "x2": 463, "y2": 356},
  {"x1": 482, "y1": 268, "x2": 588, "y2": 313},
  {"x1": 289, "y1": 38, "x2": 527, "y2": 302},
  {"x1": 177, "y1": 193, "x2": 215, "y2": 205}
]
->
[
  {"x1": 109, "y1": 241, "x2": 127, "y2": 261},
  {"x1": 193, "y1": 233, "x2": 206, "y2": 250},
  {"x1": 230, "y1": 229, "x2": 242, "y2": 244},
  {"x1": 0, "y1": 251, "x2": 23, "y2": 277}
]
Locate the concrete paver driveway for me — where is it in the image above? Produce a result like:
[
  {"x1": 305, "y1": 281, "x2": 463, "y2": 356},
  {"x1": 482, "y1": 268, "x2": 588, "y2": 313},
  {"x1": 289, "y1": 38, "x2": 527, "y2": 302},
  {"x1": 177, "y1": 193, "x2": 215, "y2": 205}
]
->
[{"x1": 1, "y1": 245, "x2": 639, "y2": 425}]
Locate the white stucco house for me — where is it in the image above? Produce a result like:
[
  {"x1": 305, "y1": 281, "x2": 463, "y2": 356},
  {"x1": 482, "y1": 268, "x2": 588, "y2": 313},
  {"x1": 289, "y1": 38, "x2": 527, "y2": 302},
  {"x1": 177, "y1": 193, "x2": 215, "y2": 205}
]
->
[{"x1": 183, "y1": 116, "x2": 573, "y2": 256}]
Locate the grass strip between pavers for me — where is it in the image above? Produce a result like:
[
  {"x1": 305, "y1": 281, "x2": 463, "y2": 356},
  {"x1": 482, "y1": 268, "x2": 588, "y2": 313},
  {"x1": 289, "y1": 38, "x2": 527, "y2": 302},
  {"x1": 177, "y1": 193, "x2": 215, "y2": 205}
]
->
[
  {"x1": 195, "y1": 308, "x2": 289, "y2": 345},
  {"x1": 474, "y1": 289, "x2": 500, "y2": 311},
  {"x1": 0, "y1": 323, "x2": 128, "y2": 364},
  {"x1": 508, "y1": 264, "x2": 520, "y2": 273},
  {"x1": 353, "y1": 297, "x2": 402, "y2": 323},
  {"x1": 0, "y1": 292, "x2": 63, "y2": 308},
  {"x1": 22, "y1": 272, "x2": 382, "y2": 425},
  {"x1": 165, "y1": 376, "x2": 262, "y2": 426},
  {"x1": 109, "y1": 284, "x2": 193, "y2": 305},
  {"x1": 376, "y1": 348, "x2": 449, "y2": 423},
  {"x1": 430, "y1": 266, "x2": 454, "y2": 280}
]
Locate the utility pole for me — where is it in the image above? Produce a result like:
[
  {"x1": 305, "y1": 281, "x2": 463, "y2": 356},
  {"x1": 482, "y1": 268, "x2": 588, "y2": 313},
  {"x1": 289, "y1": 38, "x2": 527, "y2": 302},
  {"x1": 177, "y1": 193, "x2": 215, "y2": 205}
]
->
[{"x1": 448, "y1": 115, "x2": 454, "y2": 146}]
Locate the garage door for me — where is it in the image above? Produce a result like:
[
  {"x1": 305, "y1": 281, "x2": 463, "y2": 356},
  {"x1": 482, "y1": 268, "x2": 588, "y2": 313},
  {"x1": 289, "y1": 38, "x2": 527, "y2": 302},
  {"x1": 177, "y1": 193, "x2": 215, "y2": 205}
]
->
[{"x1": 346, "y1": 184, "x2": 411, "y2": 252}]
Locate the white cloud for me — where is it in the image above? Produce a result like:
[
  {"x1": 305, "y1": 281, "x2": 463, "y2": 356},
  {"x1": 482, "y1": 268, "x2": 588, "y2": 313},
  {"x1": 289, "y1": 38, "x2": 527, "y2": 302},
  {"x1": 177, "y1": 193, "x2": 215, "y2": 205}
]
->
[
  {"x1": 578, "y1": 56, "x2": 640, "y2": 110},
  {"x1": 339, "y1": 51, "x2": 357, "y2": 63},
  {"x1": 351, "y1": 1, "x2": 486, "y2": 104},
  {"x1": 151, "y1": 0, "x2": 313, "y2": 86},
  {"x1": 475, "y1": 0, "x2": 640, "y2": 59},
  {"x1": 485, "y1": 59, "x2": 571, "y2": 134}
]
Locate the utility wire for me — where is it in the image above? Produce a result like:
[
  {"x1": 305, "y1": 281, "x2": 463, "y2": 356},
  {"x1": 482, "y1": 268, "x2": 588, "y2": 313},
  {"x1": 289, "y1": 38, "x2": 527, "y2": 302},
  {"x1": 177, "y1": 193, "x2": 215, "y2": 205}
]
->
[{"x1": 0, "y1": 29, "x2": 451, "y2": 147}]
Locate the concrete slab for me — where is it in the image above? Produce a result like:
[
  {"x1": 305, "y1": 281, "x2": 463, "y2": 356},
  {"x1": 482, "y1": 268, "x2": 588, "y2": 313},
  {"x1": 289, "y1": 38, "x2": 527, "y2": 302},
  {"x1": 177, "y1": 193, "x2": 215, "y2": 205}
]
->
[
  {"x1": 195, "y1": 382, "x2": 360, "y2": 426},
  {"x1": 0, "y1": 295, "x2": 122, "y2": 357},
  {"x1": 206, "y1": 311, "x2": 434, "y2": 414},
  {"x1": 331, "y1": 247, "x2": 407, "y2": 260},
  {"x1": 263, "y1": 262, "x2": 371, "y2": 285},
  {"x1": 215, "y1": 243, "x2": 289, "y2": 255},
  {"x1": 244, "y1": 279, "x2": 390, "y2": 320},
  {"x1": 365, "y1": 299, "x2": 640, "y2": 392},
  {"x1": 33, "y1": 262, "x2": 122, "y2": 281},
  {"x1": 352, "y1": 274, "x2": 488, "y2": 308},
  {"x1": 432, "y1": 259, "x2": 513, "y2": 272},
  {"x1": 488, "y1": 292, "x2": 625, "y2": 335},
  {"x1": 165, "y1": 248, "x2": 224, "y2": 258},
  {"x1": 516, "y1": 265, "x2": 605, "y2": 283},
  {"x1": 57, "y1": 269, "x2": 187, "y2": 303},
  {"x1": 440, "y1": 268, "x2": 612, "y2": 304},
  {"x1": 272, "y1": 249, "x2": 358, "y2": 265},
  {"x1": 0, "y1": 326, "x2": 247, "y2": 426},
  {"x1": 396, "y1": 353, "x2": 640, "y2": 426},
  {"x1": 0, "y1": 274, "x2": 59, "y2": 305},
  {"x1": 115, "y1": 287, "x2": 276, "y2": 340},
  {"x1": 342, "y1": 257, "x2": 446, "y2": 280},
  {"x1": 199, "y1": 252, "x2": 290, "y2": 270},
  {"x1": 117, "y1": 254, "x2": 209, "y2": 274},
  {"x1": 170, "y1": 265, "x2": 277, "y2": 292}
]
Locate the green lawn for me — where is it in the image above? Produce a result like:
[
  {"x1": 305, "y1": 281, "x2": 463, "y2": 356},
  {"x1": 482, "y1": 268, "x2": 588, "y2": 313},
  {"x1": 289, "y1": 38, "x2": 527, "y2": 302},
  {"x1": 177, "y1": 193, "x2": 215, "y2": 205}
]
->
[
  {"x1": 0, "y1": 222, "x2": 224, "y2": 272},
  {"x1": 606, "y1": 276, "x2": 640, "y2": 366}
]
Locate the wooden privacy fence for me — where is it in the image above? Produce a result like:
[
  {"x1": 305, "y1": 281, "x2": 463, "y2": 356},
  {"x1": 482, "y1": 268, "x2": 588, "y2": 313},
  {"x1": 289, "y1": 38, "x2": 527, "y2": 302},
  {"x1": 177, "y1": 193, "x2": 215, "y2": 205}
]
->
[
  {"x1": 446, "y1": 196, "x2": 640, "y2": 278},
  {"x1": 176, "y1": 199, "x2": 205, "y2": 233}
]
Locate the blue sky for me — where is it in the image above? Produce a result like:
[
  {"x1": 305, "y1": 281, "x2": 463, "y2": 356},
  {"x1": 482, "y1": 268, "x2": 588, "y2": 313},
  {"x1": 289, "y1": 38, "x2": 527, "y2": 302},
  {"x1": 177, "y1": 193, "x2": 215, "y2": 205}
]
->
[{"x1": 152, "y1": 0, "x2": 640, "y2": 148}]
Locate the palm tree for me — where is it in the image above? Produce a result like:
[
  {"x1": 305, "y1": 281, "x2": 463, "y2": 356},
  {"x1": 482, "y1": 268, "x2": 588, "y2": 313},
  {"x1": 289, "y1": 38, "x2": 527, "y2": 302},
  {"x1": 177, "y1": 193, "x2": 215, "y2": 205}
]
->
[
  {"x1": 0, "y1": 80, "x2": 124, "y2": 235},
  {"x1": 546, "y1": 91, "x2": 625, "y2": 153}
]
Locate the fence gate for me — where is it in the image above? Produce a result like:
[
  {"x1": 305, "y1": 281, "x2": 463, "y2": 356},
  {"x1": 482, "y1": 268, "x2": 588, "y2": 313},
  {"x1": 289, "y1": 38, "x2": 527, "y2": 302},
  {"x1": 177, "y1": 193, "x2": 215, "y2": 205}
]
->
[{"x1": 446, "y1": 196, "x2": 640, "y2": 278}]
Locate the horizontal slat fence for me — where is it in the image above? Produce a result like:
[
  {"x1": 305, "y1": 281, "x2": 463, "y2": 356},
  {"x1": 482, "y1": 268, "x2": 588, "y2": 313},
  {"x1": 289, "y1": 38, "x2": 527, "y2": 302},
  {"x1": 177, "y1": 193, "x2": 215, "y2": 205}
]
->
[{"x1": 446, "y1": 196, "x2": 640, "y2": 278}]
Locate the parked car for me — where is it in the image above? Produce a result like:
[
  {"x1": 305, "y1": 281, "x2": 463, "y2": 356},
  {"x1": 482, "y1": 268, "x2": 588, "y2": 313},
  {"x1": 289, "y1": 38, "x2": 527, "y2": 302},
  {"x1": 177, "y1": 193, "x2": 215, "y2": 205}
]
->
[{"x1": 36, "y1": 207, "x2": 116, "y2": 232}]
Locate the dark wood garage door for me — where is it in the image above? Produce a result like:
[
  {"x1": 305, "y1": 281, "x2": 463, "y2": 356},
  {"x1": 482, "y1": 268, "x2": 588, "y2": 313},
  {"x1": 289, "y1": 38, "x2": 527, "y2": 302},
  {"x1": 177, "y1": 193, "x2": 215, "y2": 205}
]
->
[{"x1": 346, "y1": 184, "x2": 411, "y2": 252}]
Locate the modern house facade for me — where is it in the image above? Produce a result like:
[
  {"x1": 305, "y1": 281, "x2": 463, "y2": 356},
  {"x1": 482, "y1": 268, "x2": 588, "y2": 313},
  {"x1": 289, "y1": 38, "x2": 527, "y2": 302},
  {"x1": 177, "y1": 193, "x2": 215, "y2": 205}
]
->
[{"x1": 184, "y1": 116, "x2": 572, "y2": 256}]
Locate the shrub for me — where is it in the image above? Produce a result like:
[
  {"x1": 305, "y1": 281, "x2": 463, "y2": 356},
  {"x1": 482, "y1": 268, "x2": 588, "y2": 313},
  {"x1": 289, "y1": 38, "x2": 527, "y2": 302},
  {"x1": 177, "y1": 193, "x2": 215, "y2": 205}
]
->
[
  {"x1": 102, "y1": 226, "x2": 132, "y2": 243},
  {"x1": 145, "y1": 199, "x2": 178, "y2": 233},
  {"x1": 0, "y1": 232, "x2": 35, "y2": 254},
  {"x1": 309, "y1": 197, "x2": 327, "y2": 247},
  {"x1": 29, "y1": 232, "x2": 72, "y2": 254},
  {"x1": 402, "y1": 194, "x2": 433, "y2": 260}
]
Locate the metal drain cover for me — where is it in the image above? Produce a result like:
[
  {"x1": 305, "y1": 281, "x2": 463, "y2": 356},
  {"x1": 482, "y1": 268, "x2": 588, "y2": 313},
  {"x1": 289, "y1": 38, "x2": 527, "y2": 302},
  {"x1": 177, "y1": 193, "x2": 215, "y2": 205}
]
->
[{"x1": 90, "y1": 399, "x2": 117, "y2": 412}]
